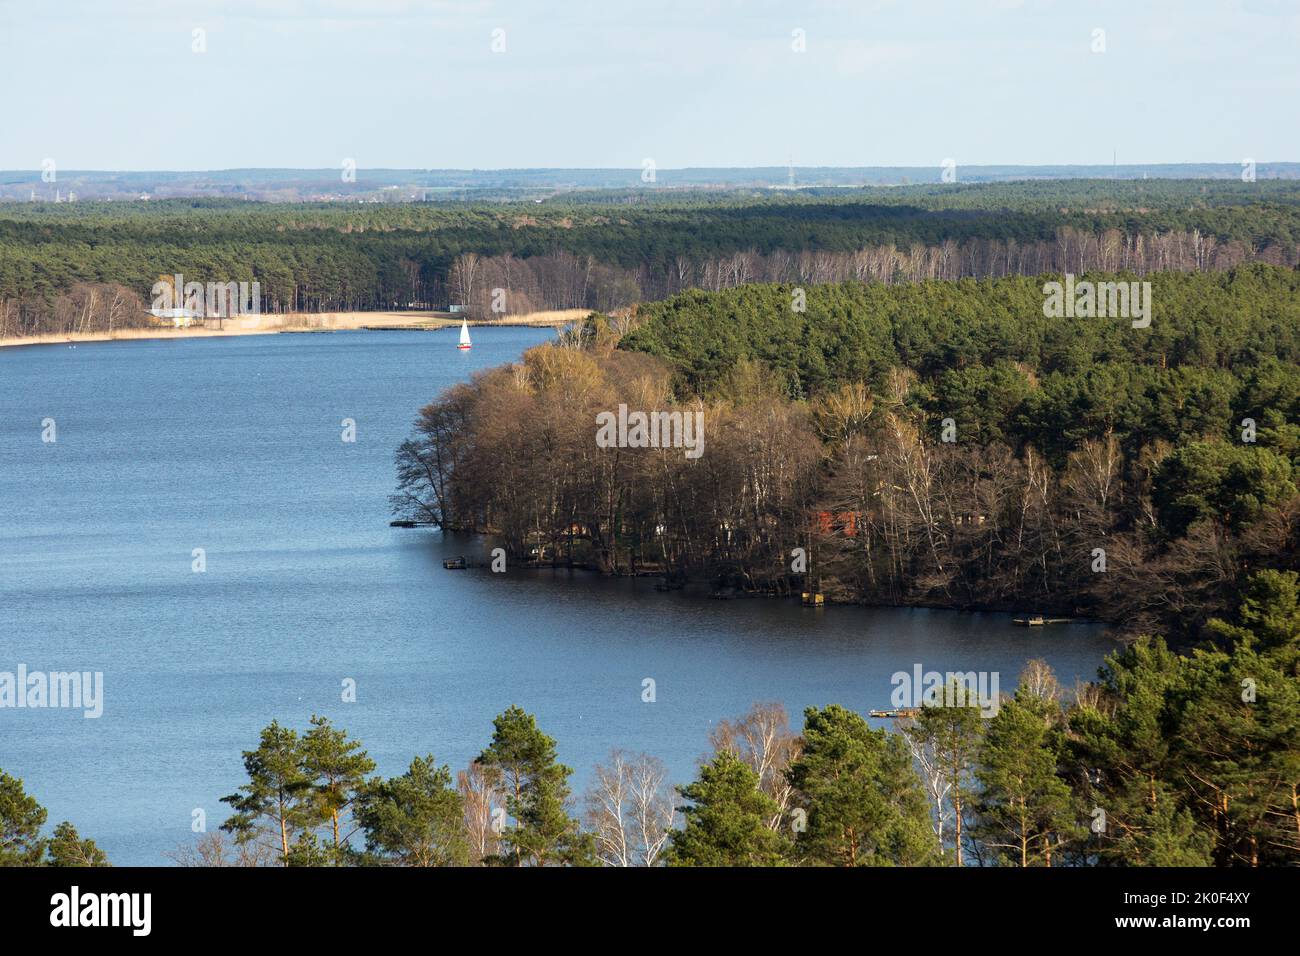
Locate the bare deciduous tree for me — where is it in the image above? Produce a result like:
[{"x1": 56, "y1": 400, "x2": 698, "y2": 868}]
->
[
  {"x1": 458, "y1": 760, "x2": 502, "y2": 866},
  {"x1": 166, "y1": 831, "x2": 275, "y2": 867},
  {"x1": 709, "y1": 702, "x2": 801, "y2": 829},
  {"x1": 583, "y1": 750, "x2": 675, "y2": 866}
]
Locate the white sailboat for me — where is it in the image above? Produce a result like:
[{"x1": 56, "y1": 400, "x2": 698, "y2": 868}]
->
[{"x1": 457, "y1": 318, "x2": 472, "y2": 350}]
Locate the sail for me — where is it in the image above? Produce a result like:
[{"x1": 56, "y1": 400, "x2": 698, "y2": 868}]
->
[{"x1": 459, "y1": 318, "x2": 471, "y2": 346}]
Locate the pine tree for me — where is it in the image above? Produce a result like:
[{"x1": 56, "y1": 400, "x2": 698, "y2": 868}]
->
[
  {"x1": 1209, "y1": 569, "x2": 1300, "y2": 654},
  {"x1": 45, "y1": 821, "x2": 111, "y2": 867},
  {"x1": 1182, "y1": 572, "x2": 1300, "y2": 864},
  {"x1": 284, "y1": 831, "x2": 333, "y2": 867},
  {"x1": 903, "y1": 687, "x2": 984, "y2": 864},
  {"x1": 1, "y1": 771, "x2": 110, "y2": 867},
  {"x1": 357, "y1": 756, "x2": 468, "y2": 866},
  {"x1": 1105, "y1": 787, "x2": 1213, "y2": 866},
  {"x1": 787, "y1": 705, "x2": 937, "y2": 866},
  {"x1": 1066, "y1": 638, "x2": 1212, "y2": 865},
  {"x1": 476, "y1": 706, "x2": 592, "y2": 866},
  {"x1": 221, "y1": 721, "x2": 314, "y2": 865},
  {"x1": 666, "y1": 749, "x2": 789, "y2": 866},
  {"x1": 974, "y1": 693, "x2": 1080, "y2": 866},
  {"x1": 300, "y1": 715, "x2": 376, "y2": 863},
  {"x1": 0, "y1": 770, "x2": 48, "y2": 866}
]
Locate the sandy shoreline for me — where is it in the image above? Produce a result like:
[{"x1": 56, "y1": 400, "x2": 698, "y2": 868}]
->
[{"x1": 0, "y1": 309, "x2": 587, "y2": 349}]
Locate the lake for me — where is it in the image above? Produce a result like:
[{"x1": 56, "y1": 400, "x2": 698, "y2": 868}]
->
[{"x1": 0, "y1": 328, "x2": 1119, "y2": 865}]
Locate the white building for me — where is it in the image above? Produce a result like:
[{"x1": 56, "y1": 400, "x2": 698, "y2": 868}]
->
[{"x1": 150, "y1": 307, "x2": 205, "y2": 328}]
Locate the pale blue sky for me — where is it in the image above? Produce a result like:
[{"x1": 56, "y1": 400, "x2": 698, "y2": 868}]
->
[{"x1": 1, "y1": 0, "x2": 1295, "y2": 170}]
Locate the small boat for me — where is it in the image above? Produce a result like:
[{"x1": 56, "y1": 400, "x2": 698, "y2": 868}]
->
[
  {"x1": 1013, "y1": 616, "x2": 1046, "y2": 626},
  {"x1": 442, "y1": 556, "x2": 468, "y2": 570},
  {"x1": 456, "y1": 318, "x2": 472, "y2": 351}
]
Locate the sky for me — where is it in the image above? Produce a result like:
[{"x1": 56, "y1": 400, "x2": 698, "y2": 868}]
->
[{"x1": 1, "y1": 0, "x2": 1296, "y2": 171}]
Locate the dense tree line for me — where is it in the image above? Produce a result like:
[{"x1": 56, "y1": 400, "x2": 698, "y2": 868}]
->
[
  {"x1": 0, "y1": 282, "x2": 150, "y2": 338},
  {"x1": 3, "y1": 181, "x2": 1299, "y2": 331},
  {"x1": 393, "y1": 266, "x2": 1299, "y2": 641},
  {"x1": 448, "y1": 225, "x2": 1291, "y2": 320}
]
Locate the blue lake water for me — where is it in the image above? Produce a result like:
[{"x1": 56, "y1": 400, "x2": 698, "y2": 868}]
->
[{"x1": 0, "y1": 328, "x2": 1119, "y2": 864}]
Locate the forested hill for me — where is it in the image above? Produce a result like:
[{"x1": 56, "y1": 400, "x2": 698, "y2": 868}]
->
[
  {"x1": 396, "y1": 265, "x2": 1299, "y2": 642},
  {"x1": 617, "y1": 266, "x2": 1300, "y2": 457}
]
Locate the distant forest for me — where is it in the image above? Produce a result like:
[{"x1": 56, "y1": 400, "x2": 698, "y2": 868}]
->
[
  {"x1": 393, "y1": 266, "x2": 1300, "y2": 645},
  {"x1": 4, "y1": 162, "x2": 1298, "y2": 201},
  {"x1": 3, "y1": 179, "x2": 1300, "y2": 336}
]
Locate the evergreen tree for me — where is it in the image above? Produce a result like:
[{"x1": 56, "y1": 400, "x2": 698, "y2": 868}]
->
[
  {"x1": 0, "y1": 770, "x2": 48, "y2": 866},
  {"x1": 476, "y1": 706, "x2": 592, "y2": 866},
  {"x1": 1209, "y1": 569, "x2": 1300, "y2": 654},
  {"x1": 1101, "y1": 785, "x2": 1213, "y2": 866},
  {"x1": 221, "y1": 720, "x2": 314, "y2": 865},
  {"x1": 300, "y1": 714, "x2": 376, "y2": 862},
  {"x1": 787, "y1": 705, "x2": 938, "y2": 866},
  {"x1": 45, "y1": 821, "x2": 110, "y2": 867},
  {"x1": 1152, "y1": 441, "x2": 1295, "y2": 537},
  {"x1": 0, "y1": 771, "x2": 110, "y2": 867},
  {"x1": 1066, "y1": 638, "x2": 1211, "y2": 865},
  {"x1": 666, "y1": 749, "x2": 790, "y2": 867},
  {"x1": 357, "y1": 755, "x2": 468, "y2": 866},
  {"x1": 974, "y1": 693, "x2": 1080, "y2": 866},
  {"x1": 284, "y1": 831, "x2": 333, "y2": 867},
  {"x1": 903, "y1": 687, "x2": 984, "y2": 865},
  {"x1": 1181, "y1": 571, "x2": 1300, "y2": 864}
]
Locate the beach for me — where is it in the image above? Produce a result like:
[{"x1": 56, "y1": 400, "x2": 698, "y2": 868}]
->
[{"x1": 0, "y1": 308, "x2": 589, "y2": 349}]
